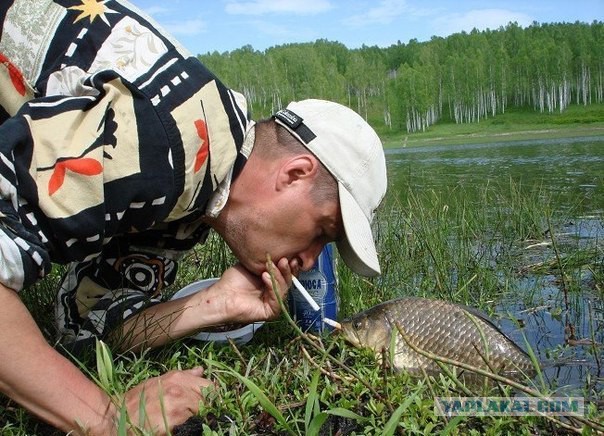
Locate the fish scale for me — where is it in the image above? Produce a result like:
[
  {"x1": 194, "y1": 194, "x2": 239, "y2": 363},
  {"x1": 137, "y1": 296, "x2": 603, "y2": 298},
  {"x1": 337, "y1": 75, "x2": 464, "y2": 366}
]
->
[{"x1": 340, "y1": 297, "x2": 536, "y2": 379}]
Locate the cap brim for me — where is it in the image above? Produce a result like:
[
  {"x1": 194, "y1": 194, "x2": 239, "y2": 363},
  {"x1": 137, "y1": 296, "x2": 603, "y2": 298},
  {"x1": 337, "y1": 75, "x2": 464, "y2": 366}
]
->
[{"x1": 336, "y1": 184, "x2": 381, "y2": 277}]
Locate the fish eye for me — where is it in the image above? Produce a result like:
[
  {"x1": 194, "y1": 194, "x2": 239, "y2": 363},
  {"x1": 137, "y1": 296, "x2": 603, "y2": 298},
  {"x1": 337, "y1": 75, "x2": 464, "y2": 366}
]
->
[{"x1": 353, "y1": 319, "x2": 364, "y2": 330}]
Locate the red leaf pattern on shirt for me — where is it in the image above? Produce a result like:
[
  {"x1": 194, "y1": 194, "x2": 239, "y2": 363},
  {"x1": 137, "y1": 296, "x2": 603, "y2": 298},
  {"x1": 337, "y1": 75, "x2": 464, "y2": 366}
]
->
[
  {"x1": 194, "y1": 119, "x2": 209, "y2": 173},
  {"x1": 0, "y1": 52, "x2": 27, "y2": 96},
  {"x1": 48, "y1": 158, "x2": 103, "y2": 196}
]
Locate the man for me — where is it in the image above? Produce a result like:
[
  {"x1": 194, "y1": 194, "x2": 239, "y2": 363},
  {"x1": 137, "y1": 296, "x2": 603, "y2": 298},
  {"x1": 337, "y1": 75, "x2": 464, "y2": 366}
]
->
[{"x1": 0, "y1": 0, "x2": 387, "y2": 434}]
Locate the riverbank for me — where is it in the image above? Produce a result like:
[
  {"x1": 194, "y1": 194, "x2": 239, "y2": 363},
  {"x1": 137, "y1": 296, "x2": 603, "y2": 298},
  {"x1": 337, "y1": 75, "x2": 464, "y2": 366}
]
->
[
  {"x1": 386, "y1": 124, "x2": 604, "y2": 148},
  {"x1": 381, "y1": 104, "x2": 604, "y2": 148}
]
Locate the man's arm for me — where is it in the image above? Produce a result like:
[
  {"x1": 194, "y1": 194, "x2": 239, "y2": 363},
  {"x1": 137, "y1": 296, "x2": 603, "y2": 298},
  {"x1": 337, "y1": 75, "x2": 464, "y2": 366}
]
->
[
  {"x1": 0, "y1": 282, "x2": 116, "y2": 433},
  {"x1": 0, "y1": 282, "x2": 211, "y2": 434},
  {"x1": 112, "y1": 258, "x2": 293, "y2": 352}
]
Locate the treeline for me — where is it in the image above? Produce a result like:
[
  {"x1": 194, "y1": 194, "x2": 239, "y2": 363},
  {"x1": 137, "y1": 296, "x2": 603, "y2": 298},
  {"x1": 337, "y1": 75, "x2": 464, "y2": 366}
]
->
[{"x1": 199, "y1": 21, "x2": 603, "y2": 134}]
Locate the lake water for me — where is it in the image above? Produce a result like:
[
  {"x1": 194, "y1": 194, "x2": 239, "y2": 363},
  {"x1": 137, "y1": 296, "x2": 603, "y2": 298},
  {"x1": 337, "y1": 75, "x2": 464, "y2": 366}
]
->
[
  {"x1": 386, "y1": 136, "x2": 604, "y2": 216},
  {"x1": 384, "y1": 136, "x2": 604, "y2": 397}
]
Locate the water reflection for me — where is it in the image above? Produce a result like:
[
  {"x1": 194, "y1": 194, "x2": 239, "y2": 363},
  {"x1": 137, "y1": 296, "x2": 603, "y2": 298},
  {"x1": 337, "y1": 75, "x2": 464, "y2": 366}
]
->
[
  {"x1": 499, "y1": 219, "x2": 603, "y2": 397},
  {"x1": 498, "y1": 283, "x2": 603, "y2": 397}
]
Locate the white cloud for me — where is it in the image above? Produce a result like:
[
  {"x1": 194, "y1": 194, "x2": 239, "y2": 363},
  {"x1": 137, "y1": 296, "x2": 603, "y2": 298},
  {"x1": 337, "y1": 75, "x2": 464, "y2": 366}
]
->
[
  {"x1": 141, "y1": 5, "x2": 172, "y2": 16},
  {"x1": 163, "y1": 18, "x2": 206, "y2": 36},
  {"x1": 433, "y1": 9, "x2": 533, "y2": 36},
  {"x1": 225, "y1": 0, "x2": 333, "y2": 15},
  {"x1": 245, "y1": 19, "x2": 318, "y2": 44},
  {"x1": 249, "y1": 20, "x2": 295, "y2": 38},
  {"x1": 135, "y1": 3, "x2": 205, "y2": 36},
  {"x1": 343, "y1": 0, "x2": 408, "y2": 27}
]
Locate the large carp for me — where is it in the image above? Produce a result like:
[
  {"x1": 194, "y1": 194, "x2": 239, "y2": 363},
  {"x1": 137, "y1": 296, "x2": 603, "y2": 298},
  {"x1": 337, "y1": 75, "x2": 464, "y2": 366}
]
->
[{"x1": 339, "y1": 297, "x2": 536, "y2": 380}]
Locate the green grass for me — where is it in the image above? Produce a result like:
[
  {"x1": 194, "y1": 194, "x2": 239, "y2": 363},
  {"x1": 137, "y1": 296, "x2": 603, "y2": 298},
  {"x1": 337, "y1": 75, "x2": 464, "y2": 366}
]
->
[
  {"x1": 3, "y1": 178, "x2": 604, "y2": 435},
  {"x1": 380, "y1": 103, "x2": 604, "y2": 148}
]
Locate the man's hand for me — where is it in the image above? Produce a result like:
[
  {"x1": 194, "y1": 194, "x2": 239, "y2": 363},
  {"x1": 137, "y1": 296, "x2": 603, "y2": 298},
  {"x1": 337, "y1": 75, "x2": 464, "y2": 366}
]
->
[
  {"x1": 0, "y1": 283, "x2": 209, "y2": 435},
  {"x1": 124, "y1": 367, "x2": 213, "y2": 434},
  {"x1": 210, "y1": 257, "x2": 293, "y2": 323}
]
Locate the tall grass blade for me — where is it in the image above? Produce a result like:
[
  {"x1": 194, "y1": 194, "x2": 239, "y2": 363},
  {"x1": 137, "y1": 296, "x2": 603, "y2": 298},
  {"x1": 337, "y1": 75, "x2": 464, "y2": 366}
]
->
[
  {"x1": 304, "y1": 370, "x2": 321, "y2": 431},
  {"x1": 325, "y1": 408, "x2": 367, "y2": 422},
  {"x1": 137, "y1": 390, "x2": 147, "y2": 430},
  {"x1": 158, "y1": 380, "x2": 171, "y2": 436},
  {"x1": 440, "y1": 416, "x2": 465, "y2": 434},
  {"x1": 231, "y1": 372, "x2": 293, "y2": 434},
  {"x1": 206, "y1": 359, "x2": 295, "y2": 435},
  {"x1": 95, "y1": 340, "x2": 115, "y2": 391},
  {"x1": 382, "y1": 395, "x2": 414, "y2": 436},
  {"x1": 117, "y1": 402, "x2": 129, "y2": 436},
  {"x1": 307, "y1": 413, "x2": 329, "y2": 436}
]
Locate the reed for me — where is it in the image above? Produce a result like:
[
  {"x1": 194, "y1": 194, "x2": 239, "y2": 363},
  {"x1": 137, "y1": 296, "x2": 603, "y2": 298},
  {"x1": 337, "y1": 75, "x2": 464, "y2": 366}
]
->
[{"x1": 340, "y1": 179, "x2": 555, "y2": 314}]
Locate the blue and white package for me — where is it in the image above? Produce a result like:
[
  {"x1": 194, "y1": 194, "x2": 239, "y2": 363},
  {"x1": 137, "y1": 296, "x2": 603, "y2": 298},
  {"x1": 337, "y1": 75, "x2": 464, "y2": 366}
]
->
[{"x1": 289, "y1": 243, "x2": 338, "y2": 332}]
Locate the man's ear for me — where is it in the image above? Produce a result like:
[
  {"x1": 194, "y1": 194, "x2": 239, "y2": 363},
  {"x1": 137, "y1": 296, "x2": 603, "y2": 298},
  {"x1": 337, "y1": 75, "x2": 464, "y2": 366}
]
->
[{"x1": 276, "y1": 154, "x2": 319, "y2": 190}]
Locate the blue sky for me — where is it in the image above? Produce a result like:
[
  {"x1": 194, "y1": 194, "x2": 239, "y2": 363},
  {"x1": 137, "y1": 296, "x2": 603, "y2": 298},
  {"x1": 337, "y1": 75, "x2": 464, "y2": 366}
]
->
[{"x1": 128, "y1": 0, "x2": 603, "y2": 55}]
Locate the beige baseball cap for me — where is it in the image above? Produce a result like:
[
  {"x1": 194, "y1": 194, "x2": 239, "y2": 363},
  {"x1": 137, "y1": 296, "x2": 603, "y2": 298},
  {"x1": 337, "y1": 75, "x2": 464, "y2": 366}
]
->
[{"x1": 273, "y1": 99, "x2": 387, "y2": 276}]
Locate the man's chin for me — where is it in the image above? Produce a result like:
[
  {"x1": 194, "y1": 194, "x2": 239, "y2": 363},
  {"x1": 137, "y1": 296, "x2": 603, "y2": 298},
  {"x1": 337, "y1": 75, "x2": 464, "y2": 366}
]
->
[{"x1": 238, "y1": 257, "x2": 266, "y2": 276}]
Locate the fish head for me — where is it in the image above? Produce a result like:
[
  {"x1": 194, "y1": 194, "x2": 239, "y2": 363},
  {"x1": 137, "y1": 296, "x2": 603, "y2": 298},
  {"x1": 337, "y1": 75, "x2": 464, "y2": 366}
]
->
[{"x1": 340, "y1": 309, "x2": 392, "y2": 352}]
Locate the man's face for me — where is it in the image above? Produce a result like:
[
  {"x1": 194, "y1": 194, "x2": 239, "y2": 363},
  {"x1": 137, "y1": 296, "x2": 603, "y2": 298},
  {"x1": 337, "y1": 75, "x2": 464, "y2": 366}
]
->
[{"x1": 220, "y1": 193, "x2": 342, "y2": 276}]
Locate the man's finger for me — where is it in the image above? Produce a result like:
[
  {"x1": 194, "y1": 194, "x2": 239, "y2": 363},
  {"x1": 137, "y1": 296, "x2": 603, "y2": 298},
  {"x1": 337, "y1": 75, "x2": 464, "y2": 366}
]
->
[{"x1": 187, "y1": 366, "x2": 205, "y2": 377}]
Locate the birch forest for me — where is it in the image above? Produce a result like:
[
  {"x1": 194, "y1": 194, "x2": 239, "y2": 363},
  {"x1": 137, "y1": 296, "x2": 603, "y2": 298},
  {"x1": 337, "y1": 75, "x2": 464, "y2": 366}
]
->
[{"x1": 199, "y1": 21, "x2": 603, "y2": 134}]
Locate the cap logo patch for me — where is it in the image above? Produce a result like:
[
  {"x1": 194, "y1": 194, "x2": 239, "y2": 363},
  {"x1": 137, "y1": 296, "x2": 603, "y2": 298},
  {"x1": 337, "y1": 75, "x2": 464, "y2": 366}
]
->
[
  {"x1": 274, "y1": 108, "x2": 317, "y2": 144},
  {"x1": 274, "y1": 109, "x2": 303, "y2": 129}
]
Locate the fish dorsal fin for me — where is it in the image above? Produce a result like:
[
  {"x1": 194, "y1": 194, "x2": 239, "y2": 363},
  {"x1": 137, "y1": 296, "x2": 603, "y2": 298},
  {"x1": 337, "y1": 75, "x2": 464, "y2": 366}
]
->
[
  {"x1": 458, "y1": 304, "x2": 500, "y2": 330},
  {"x1": 457, "y1": 302, "x2": 528, "y2": 352}
]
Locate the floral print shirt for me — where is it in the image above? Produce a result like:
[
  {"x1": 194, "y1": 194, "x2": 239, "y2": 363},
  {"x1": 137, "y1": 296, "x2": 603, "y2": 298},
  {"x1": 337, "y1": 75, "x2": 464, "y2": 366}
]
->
[{"x1": 0, "y1": 0, "x2": 251, "y2": 290}]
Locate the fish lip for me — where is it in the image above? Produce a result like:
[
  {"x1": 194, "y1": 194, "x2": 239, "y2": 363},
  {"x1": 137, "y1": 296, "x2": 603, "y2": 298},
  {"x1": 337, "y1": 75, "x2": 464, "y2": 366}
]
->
[
  {"x1": 338, "y1": 317, "x2": 363, "y2": 346},
  {"x1": 334, "y1": 317, "x2": 350, "y2": 337}
]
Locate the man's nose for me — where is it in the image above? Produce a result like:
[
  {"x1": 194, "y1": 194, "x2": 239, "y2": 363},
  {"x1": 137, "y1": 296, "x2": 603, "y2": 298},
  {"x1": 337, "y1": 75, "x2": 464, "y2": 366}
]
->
[{"x1": 298, "y1": 243, "x2": 324, "y2": 271}]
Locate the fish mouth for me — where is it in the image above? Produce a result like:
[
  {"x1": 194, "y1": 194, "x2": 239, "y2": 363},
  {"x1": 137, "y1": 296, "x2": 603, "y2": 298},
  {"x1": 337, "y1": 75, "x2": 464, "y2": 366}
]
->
[
  {"x1": 329, "y1": 320, "x2": 345, "y2": 337},
  {"x1": 329, "y1": 328, "x2": 342, "y2": 338},
  {"x1": 337, "y1": 319, "x2": 363, "y2": 347}
]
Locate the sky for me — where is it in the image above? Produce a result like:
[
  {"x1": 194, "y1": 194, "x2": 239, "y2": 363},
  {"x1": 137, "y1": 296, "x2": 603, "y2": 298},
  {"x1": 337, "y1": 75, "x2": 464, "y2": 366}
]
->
[{"x1": 128, "y1": 0, "x2": 603, "y2": 55}]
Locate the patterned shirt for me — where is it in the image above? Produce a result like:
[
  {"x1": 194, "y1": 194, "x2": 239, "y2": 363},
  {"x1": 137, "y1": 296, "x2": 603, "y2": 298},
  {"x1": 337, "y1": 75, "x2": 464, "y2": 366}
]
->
[{"x1": 0, "y1": 0, "x2": 251, "y2": 291}]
